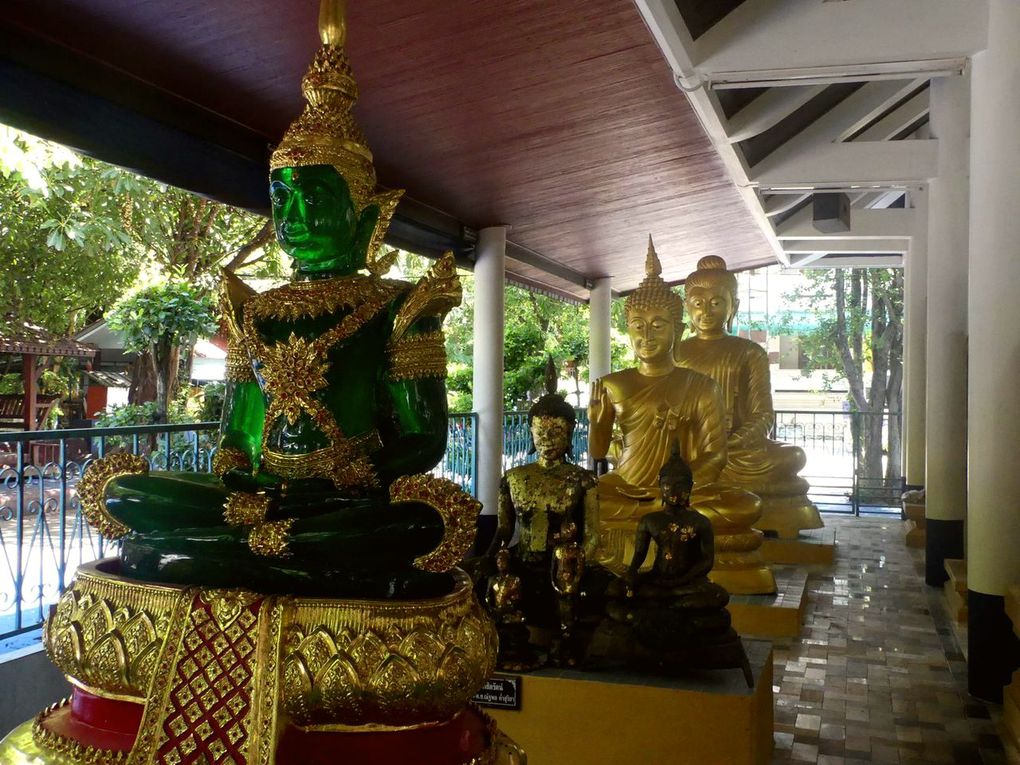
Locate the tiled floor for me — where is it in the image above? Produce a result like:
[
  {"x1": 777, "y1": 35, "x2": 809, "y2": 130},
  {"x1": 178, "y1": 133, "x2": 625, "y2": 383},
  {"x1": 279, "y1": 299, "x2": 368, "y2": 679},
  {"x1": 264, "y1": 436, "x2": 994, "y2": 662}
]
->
[{"x1": 771, "y1": 515, "x2": 1006, "y2": 764}]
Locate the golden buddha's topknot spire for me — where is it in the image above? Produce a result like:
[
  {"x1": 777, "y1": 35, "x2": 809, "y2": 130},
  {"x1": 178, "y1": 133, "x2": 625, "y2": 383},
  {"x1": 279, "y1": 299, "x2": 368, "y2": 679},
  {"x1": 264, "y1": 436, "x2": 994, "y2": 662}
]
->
[
  {"x1": 271, "y1": 0, "x2": 403, "y2": 242},
  {"x1": 645, "y1": 234, "x2": 661, "y2": 277},
  {"x1": 625, "y1": 236, "x2": 684, "y2": 329},
  {"x1": 686, "y1": 254, "x2": 738, "y2": 295}
]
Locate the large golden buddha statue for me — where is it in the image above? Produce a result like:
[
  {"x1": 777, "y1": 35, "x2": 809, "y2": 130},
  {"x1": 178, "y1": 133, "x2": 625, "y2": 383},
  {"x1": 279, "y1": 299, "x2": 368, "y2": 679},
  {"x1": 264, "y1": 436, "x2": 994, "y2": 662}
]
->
[
  {"x1": 675, "y1": 255, "x2": 823, "y2": 538},
  {"x1": 588, "y1": 239, "x2": 775, "y2": 595}
]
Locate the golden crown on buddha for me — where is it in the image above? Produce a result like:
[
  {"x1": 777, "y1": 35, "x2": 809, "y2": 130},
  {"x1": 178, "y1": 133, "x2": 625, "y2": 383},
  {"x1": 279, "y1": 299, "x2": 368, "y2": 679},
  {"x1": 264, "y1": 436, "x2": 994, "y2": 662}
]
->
[
  {"x1": 587, "y1": 238, "x2": 775, "y2": 595},
  {"x1": 269, "y1": 0, "x2": 402, "y2": 270}
]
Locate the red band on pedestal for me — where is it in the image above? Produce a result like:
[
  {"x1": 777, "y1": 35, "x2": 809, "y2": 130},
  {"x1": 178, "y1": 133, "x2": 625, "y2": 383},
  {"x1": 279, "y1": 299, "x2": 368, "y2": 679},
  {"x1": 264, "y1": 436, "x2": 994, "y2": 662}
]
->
[{"x1": 275, "y1": 707, "x2": 492, "y2": 765}]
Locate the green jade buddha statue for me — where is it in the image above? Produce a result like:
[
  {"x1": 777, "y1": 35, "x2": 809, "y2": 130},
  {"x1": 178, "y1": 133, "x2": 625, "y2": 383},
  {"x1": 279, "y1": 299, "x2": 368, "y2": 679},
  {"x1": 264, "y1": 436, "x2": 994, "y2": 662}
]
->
[
  {"x1": 675, "y1": 255, "x2": 822, "y2": 538},
  {"x1": 79, "y1": 8, "x2": 470, "y2": 599}
]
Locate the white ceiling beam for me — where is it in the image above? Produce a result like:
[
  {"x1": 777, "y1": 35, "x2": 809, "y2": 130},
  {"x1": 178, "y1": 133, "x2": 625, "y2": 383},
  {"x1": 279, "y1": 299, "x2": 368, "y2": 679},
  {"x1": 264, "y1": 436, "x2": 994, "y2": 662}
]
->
[
  {"x1": 787, "y1": 251, "x2": 830, "y2": 268},
  {"x1": 783, "y1": 238, "x2": 909, "y2": 255},
  {"x1": 853, "y1": 190, "x2": 910, "y2": 210},
  {"x1": 761, "y1": 79, "x2": 925, "y2": 165},
  {"x1": 726, "y1": 85, "x2": 827, "y2": 143},
  {"x1": 751, "y1": 140, "x2": 939, "y2": 187},
  {"x1": 852, "y1": 90, "x2": 930, "y2": 142},
  {"x1": 633, "y1": 0, "x2": 791, "y2": 266},
  {"x1": 776, "y1": 208, "x2": 915, "y2": 240},
  {"x1": 763, "y1": 193, "x2": 811, "y2": 218},
  {"x1": 692, "y1": 0, "x2": 988, "y2": 79},
  {"x1": 795, "y1": 255, "x2": 904, "y2": 269}
]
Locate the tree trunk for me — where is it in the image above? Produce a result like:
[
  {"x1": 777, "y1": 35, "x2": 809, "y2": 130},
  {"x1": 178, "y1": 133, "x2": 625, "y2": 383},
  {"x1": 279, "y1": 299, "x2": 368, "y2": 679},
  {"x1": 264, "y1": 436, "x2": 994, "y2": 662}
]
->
[{"x1": 129, "y1": 353, "x2": 157, "y2": 404}]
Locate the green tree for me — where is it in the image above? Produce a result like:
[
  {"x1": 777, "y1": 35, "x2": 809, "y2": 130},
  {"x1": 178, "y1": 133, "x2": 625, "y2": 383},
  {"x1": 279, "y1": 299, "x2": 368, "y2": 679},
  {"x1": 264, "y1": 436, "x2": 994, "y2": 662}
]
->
[
  {"x1": 779, "y1": 268, "x2": 904, "y2": 489},
  {"x1": 1, "y1": 124, "x2": 286, "y2": 408},
  {"x1": 107, "y1": 282, "x2": 218, "y2": 422},
  {"x1": 0, "y1": 128, "x2": 141, "y2": 334}
]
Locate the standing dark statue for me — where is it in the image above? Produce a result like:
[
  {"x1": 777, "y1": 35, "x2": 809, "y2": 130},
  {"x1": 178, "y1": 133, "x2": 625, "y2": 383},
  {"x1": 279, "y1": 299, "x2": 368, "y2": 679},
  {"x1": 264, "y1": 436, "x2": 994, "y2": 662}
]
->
[{"x1": 486, "y1": 359, "x2": 597, "y2": 628}]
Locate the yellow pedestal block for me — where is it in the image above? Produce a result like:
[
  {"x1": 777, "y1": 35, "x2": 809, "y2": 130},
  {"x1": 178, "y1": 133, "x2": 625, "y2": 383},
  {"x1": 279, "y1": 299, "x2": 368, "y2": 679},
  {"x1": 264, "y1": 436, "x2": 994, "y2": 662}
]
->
[
  {"x1": 726, "y1": 569, "x2": 808, "y2": 639},
  {"x1": 487, "y1": 641, "x2": 774, "y2": 765},
  {"x1": 760, "y1": 531, "x2": 836, "y2": 566},
  {"x1": 903, "y1": 502, "x2": 926, "y2": 548}
]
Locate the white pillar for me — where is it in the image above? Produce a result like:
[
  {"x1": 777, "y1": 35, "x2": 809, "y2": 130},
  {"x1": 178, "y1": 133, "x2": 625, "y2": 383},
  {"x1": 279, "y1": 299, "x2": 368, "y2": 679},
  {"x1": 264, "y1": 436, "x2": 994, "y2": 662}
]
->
[
  {"x1": 924, "y1": 73, "x2": 970, "y2": 585},
  {"x1": 903, "y1": 189, "x2": 927, "y2": 488},
  {"x1": 966, "y1": 0, "x2": 1020, "y2": 702},
  {"x1": 472, "y1": 226, "x2": 507, "y2": 519},
  {"x1": 588, "y1": 277, "x2": 613, "y2": 382}
]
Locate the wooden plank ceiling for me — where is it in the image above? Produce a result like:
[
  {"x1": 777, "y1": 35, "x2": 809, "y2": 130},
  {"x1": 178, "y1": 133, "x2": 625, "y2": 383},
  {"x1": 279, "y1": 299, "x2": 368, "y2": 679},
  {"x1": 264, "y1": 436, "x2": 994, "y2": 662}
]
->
[{"x1": 3, "y1": 0, "x2": 773, "y2": 298}]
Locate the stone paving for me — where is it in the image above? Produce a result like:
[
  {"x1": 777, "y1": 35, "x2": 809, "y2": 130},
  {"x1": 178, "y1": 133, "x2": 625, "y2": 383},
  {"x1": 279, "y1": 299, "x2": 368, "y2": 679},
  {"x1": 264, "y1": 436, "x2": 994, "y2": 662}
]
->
[{"x1": 771, "y1": 515, "x2": 1006, "y2": 764}]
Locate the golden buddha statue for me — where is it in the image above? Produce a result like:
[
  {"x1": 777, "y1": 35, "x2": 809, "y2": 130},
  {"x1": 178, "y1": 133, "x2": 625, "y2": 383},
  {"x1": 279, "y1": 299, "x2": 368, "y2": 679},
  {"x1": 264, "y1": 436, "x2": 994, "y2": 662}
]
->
[
  {"x1": 588, "y1": 238, "x2": 775, "y2": 595},
  {"x1": 675, "y1": 255, "x2": 823, "y2": 538}
]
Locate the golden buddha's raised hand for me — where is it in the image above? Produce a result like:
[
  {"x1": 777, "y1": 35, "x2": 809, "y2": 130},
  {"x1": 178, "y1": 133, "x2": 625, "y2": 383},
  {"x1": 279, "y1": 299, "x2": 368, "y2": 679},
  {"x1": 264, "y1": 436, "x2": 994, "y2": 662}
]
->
[{"x1": 588, "y1": 378, "x2": 614, "y2": 462}]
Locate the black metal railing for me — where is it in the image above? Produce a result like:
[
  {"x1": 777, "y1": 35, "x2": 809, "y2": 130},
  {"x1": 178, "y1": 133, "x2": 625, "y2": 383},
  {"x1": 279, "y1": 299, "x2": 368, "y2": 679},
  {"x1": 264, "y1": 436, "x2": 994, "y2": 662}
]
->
[
  {"x1": 0, "y1": 406, "x2": 898, "y2": 641},
  {"x1": 772, "y1": 409, "x2": 903, "y2": 516}
]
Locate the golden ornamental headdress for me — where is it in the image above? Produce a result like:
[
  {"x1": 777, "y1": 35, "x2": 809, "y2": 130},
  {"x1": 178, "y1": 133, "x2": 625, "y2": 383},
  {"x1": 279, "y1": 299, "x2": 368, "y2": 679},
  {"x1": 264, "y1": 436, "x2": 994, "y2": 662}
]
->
[
  {"x1": 271, "y1": 0, "x2": 402, "y2": 267},
  {"x1": 625, "y1": 236, "x2": 684, "y2": 330}
]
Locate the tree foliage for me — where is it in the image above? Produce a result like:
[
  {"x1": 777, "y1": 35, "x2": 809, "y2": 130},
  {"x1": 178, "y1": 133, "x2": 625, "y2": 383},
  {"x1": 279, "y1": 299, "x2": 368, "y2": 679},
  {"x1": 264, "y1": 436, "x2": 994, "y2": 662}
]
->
[
  {"x1": 107, "y1": 282, "x2": 218, "y2": 421},
  {"x1": 0, "y1": 128, "x2": 141, "y2": 334},
  {"x1": 1, "y1": 124, "x2": 286, "y2": 414},
  {"x1": 778, "y1": 267, "x2": 904, "y2": 486}
]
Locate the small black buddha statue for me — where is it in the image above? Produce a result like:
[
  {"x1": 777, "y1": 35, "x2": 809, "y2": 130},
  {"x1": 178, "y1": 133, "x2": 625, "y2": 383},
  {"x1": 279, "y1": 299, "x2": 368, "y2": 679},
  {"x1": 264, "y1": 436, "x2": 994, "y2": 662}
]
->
[{"x1": 598, "y1": 450, "x2": 753, "y2": 685}]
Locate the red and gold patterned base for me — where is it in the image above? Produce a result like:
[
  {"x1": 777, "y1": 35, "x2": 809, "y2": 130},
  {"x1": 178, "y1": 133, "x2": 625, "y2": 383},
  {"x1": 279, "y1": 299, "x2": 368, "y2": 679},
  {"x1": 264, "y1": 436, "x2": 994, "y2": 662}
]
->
[
  {"x1": 0, "y1": 561, "x2": 525, "y2": 764},
  {"x1": 4, "y1": 690, "x2": 521, "y2": 765}
]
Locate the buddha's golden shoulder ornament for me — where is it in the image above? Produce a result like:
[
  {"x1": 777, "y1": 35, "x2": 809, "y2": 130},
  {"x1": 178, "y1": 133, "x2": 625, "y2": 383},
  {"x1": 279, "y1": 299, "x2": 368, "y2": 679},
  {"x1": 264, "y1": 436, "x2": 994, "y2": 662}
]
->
[
  {"x1": 221, "y1": 271, "x2": 258, "y2": 383},
  {"x1": 389, "y1": 252, "x2": 461, "y2": 344},
  {"x1": 78, "y1": 453, "x2": 149, "y2": 539}
]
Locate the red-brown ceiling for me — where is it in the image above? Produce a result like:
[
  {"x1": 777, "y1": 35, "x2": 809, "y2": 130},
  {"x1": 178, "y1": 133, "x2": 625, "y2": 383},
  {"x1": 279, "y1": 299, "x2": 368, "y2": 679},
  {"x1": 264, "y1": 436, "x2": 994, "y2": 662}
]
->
[{"x1": 5, "y1": 0, "x2": 774, "y2": 298}]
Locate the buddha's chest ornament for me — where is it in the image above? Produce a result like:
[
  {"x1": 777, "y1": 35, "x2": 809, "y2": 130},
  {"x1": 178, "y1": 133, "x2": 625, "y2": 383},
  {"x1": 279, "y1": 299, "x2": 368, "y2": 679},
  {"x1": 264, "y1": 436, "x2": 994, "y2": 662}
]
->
[{"x1": 241, "y1": 276, "x2": 403, "y2": 488}]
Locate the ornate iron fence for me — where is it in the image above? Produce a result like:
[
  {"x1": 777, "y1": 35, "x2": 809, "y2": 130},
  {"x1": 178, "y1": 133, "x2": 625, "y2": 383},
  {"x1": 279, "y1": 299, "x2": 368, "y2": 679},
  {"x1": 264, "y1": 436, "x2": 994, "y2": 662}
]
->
[
  {"x1": 0, "y1": 422, "x2": 219, "y2": 639},
  {"x1": 772, "y1": 409, "x2": 903, "y2": 515},
  {"x1": 0, "y1": 406, "x2": 895, "y2": 640}
]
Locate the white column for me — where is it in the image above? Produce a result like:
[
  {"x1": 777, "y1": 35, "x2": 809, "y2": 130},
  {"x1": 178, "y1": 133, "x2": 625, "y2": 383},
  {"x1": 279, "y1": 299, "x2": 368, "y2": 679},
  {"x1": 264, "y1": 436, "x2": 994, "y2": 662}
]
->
[
  {"x1": 902, "y1": 189, "x2": 927, "y2": 488},
  {"x1": 966, "y1": 0, "x2": 1020, "y2": 702},
  {"x1": 588, "y1": 277, "x2": 613, "y2": 382},
  {"x1": 924, "y1": 73, "x2": 970, "y2": 584},
  {"x1": 472, "y1": 226, "x2": 507, "y2": 518}
]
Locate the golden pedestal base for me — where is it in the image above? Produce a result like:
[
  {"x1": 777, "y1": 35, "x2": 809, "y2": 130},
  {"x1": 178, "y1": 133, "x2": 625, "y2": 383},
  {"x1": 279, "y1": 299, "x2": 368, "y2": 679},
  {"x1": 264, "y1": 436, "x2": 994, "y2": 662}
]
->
[
  {"x1": 487, "y1": 641, "x2": 774, "y2": 765},
  {"x1": 753, "y1": 495, "x2": 824, "y2": 540},
  {"x1": 760, "y1": 533, "x2": 836, "y2": 567},
  {"x1": 6, "y1": 559, "x2": 525, "y2": 765},
  {"x1": 903, "y1": 502, "x2": 926, "y2": 548}
]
